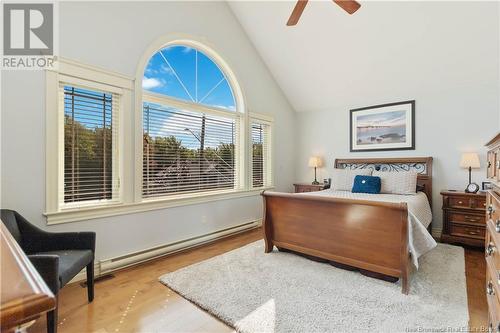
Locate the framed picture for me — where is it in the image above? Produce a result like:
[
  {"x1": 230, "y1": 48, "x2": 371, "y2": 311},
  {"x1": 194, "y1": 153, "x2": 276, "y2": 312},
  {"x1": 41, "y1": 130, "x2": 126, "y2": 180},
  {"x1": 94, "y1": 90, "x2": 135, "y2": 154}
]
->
[
  {"x1": 350, "y1": 100, "x2": 415, "y2": 152},
  {"x1": 482, "y1": 181, "x2": 493, "y2": 191}
]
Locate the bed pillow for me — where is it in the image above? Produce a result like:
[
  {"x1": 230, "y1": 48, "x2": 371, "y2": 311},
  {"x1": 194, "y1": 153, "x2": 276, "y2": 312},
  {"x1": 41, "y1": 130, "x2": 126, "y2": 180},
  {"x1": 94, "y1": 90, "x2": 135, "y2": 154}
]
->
[
  {"x1": 331, "y1": 168, "x2": 373, "y2": 191},
  {"x1": 352, "y1": 175, "x2": 381, "y2": 194},
  {"x1": 372, "y1": 170, "x2": 418, "y2": 195}
]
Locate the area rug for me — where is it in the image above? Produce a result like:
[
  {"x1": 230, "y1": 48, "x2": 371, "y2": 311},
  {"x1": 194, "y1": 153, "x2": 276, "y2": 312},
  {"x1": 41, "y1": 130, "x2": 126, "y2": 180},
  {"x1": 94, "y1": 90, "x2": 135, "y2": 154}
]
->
[{"x1": 159, "y1": 241, "x2": 468, "y2": 332}]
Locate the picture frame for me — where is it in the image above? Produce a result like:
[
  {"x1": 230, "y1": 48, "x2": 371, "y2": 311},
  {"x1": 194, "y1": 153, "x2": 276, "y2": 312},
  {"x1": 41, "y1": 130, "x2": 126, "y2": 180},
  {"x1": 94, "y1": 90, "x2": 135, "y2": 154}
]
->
[
  {"x1": 482, "y1": 181, "x2": 493, "y2": 191},
  {"x1": 350, "y1": 100, "x2": 415, "y2": 152}
]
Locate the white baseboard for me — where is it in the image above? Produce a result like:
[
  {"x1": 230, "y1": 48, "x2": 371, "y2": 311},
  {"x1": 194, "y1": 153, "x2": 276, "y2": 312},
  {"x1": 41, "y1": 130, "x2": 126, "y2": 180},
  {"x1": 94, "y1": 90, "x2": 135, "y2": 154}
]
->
[{"x1": 68, "y1": 219, "x2": 261, "y2": 285}]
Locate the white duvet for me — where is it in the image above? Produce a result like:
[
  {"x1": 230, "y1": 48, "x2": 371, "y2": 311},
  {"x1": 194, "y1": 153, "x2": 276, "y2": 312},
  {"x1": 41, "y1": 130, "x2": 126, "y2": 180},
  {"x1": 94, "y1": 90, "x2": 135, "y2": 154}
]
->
[{"x1": 302, "y1": 189, "x2": 437, "y2": 268}]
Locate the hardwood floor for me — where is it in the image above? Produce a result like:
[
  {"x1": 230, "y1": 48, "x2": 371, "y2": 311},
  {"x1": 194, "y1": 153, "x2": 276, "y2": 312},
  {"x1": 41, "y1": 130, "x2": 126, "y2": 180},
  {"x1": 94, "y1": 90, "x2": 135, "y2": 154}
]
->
[{"x1": 30, "y1": 229, "x2": 487, "y2": 333}]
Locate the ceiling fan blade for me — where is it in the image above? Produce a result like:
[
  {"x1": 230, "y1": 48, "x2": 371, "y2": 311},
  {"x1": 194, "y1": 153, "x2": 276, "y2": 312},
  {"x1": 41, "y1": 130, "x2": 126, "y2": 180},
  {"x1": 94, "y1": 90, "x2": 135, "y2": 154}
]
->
[
  {"x1": 287, "y1": 0, "x2": 309, "y2": 26},
  {"x1": 333, "y1": 0, "x2": 361, "y2": 15}
]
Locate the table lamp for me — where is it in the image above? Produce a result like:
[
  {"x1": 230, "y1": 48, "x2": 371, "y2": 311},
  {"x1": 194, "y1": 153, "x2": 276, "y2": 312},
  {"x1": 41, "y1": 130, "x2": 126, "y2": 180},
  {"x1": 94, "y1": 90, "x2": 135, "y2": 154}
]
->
[
  {"x1": 460, "y1": 152, "x2": 480, "y2": 193},
  {"x1": 308, "y1": 156, "x2": 323, "y2": 185}
]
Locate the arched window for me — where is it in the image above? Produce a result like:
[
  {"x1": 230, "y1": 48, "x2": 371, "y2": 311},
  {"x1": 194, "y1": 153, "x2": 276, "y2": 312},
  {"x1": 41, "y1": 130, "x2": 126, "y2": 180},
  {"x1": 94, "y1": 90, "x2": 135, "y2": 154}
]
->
[
  {"x1": 143, "y1": 45, "x2": 236, "y2": 111},
  {"x1": 141, "y1": 43, "x2": 245, "y2": 198}
]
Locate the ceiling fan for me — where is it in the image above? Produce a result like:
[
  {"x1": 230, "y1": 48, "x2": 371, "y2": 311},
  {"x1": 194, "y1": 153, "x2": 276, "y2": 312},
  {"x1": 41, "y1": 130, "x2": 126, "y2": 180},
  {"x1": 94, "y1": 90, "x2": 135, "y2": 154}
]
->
[{"x1": 287, "y1": 0, "x2": 361, "y2": 26}]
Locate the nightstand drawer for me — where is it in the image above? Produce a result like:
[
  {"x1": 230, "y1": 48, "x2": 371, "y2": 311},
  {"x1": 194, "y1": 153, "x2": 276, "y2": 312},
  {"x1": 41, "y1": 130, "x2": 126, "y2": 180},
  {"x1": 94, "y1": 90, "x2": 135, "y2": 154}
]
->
[
  {"x1": 448, "y1": 212, "x2": 485, "y2": 225},
  {"x1": 473, "y1": 197, "x2": 487, "y2": 209},
  {"x1": 294, "y1": 184, "x2": 324, "y2": 193},
  {"x1": 448, "y1": 196, "x2": 471, "y2": 209},
  {"x1": 449, "y1": 223, "x2": 485, "y2": 239},
  {"x1": 296, "y1": 186, "x2": 315, "y2": 193}
]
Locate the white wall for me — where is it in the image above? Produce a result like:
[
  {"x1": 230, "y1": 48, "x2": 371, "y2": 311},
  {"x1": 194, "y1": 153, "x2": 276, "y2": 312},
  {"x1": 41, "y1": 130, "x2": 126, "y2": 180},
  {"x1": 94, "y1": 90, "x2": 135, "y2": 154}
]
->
[
  {"x1": 0, "y1": 1, "x2": 296, "y2": 260},
  {"x1": 230, "y1": 0, "x2": 500, "y2": 235},
  {"x1": 296, "y1": 98, "x2": 498, "y2": 235}
]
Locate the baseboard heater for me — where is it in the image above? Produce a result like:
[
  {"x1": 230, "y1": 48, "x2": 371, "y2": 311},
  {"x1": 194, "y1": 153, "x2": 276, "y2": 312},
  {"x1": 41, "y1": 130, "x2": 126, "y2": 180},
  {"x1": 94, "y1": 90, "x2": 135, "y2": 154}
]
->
[
  {"x1": 98, "y1": 219, "x2": 260, "y2": 275},
  {"x1": 69, "y1": 219, "x2": 260, "y2": 285}
]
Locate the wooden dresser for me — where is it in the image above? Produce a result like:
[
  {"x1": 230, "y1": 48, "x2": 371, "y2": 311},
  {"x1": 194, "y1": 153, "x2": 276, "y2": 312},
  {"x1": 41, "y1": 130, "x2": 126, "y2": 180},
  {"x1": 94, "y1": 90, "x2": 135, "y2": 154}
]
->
[
  {"x1": 440, "y1": 191, "x2": 486, "y2": 247},
  {"x1": 485, "y1": 133, "x2": 500, "y2": 330},
  {"x1": 0, "y1": 223, "x2": 55, "y2": 332},
  {"x1": 293, "y1": 183, "x2": 325, "y2": 193}
]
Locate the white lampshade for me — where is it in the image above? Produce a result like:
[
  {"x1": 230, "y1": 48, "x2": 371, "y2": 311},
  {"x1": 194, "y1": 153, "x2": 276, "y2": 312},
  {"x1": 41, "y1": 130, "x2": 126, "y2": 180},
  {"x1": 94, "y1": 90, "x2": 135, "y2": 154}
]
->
[
  {"x1": 308, "y1": 156, "x2": 323, "y2": 168},
  {"x1": 460, "y1": 152, "x2": 480, "y2": 169}
]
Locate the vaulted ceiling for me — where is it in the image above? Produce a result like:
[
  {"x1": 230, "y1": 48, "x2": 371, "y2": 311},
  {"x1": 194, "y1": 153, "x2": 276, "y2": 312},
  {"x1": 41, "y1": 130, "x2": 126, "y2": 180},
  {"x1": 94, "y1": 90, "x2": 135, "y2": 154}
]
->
[{"x1": 228, "y1": 1, "x2": 499, "y2": 113}]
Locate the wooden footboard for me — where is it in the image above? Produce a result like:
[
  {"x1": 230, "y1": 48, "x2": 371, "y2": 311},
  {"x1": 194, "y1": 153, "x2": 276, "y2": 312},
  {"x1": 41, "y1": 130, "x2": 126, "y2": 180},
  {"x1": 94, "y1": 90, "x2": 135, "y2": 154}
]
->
[{"x1": 261, "y1": 191, "x2": 410, "y2": 294}]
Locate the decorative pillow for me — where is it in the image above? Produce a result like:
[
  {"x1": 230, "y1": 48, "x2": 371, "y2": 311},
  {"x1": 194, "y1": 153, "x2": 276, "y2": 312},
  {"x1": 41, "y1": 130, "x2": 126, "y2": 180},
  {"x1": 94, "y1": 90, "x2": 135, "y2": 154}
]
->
[
  {"x1": 372, "y1": 170, "x2": 418, "y2": 195},
  {"x1": 331, "y1": 168, "x2": 373, "y2": 191},
  {"x1": 352, "y1": 175, "x2": 381, "y2": 194}
]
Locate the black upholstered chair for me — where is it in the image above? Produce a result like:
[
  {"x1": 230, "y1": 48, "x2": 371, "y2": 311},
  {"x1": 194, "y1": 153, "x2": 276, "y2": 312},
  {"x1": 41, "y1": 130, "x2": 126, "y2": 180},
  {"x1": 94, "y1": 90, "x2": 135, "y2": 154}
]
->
[{"x1": 0, "y1": 209, "x2": 95, "y2": 333}]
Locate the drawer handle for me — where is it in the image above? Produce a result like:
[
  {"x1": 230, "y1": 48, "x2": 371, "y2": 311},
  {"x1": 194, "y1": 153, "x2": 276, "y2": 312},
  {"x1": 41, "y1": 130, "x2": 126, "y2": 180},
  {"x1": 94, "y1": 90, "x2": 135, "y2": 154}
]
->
[
  {"x1": 458, "y1": 201, "x2": 463, "y2": 205},
  {"x1": 487, "y1": 243, "x2": 496, "y2": 256},
  {"x1": 487, "y1": 322, "x2": 500, "y2": 333},
  {"x1": 468, "y1": 230, "x2": 479, "y2": 235},
  {"x1": 489, "y1": 205, "x2": 496, "y2": 217},
  {"x1": 465, "y1": 217, "x2": 479, "y2": 222},
  {"x1": 487, "y1": 281, "x2": 495, "y2": 295},
  {"x1": 496, "y1": 219, "x2": 500, "y2": 233}
]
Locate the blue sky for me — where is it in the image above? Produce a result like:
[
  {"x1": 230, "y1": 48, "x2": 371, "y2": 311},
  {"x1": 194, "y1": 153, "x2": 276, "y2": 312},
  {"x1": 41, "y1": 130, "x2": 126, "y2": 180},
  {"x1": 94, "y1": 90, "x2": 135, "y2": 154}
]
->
[{"x1": 143, "y1": 46, "x2": 236, "y2": 111}]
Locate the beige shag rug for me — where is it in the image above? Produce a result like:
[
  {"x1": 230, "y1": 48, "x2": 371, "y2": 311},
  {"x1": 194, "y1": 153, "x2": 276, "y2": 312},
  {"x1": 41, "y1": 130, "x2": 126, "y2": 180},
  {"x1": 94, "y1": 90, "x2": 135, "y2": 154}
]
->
[{"x1": 160, "y1": 241, "x2": 468, "y2": 333}]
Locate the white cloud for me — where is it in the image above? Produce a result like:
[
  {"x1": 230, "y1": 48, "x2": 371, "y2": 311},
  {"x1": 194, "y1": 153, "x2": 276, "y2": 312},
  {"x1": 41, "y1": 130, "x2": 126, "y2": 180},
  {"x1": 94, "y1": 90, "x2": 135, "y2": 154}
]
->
[
  {"x1": 142, "y1": 77, "x2": 164, "y2": 89},
  {"x1": 160, "y1": 64, "x2": 174, "y2": 75}
]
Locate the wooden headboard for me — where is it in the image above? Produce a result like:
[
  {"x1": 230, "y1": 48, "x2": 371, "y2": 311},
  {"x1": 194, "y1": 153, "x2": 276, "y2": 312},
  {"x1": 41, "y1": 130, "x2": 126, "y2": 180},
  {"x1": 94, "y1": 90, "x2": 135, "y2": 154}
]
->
[{"x1": 334, "y1": 157, "x2": 433, "y2": 206}]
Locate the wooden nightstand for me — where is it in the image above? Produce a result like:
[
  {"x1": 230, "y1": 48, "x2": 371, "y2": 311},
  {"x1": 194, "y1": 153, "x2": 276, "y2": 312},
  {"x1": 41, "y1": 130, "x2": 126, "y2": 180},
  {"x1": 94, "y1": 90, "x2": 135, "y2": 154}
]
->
[
  {"x1": 440, "y1": 190, "x2": 487, "y2": 247},
  {"x1": 294, "y1": 183, "x2": 325, "y2": 193}
]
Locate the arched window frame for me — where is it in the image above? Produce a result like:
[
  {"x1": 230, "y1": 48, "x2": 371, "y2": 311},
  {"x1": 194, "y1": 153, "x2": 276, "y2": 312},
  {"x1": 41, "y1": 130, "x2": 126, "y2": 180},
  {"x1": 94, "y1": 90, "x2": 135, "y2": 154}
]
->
[{"x1": 134, "y1": 36, "x2": 270, "y2": 202}]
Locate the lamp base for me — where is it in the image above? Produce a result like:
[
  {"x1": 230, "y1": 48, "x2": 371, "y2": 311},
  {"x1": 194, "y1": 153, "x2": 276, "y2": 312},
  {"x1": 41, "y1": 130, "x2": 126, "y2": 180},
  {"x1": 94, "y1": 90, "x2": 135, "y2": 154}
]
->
[{"x1": 311, "y1": 181, "x2": 320, "y2": 185}]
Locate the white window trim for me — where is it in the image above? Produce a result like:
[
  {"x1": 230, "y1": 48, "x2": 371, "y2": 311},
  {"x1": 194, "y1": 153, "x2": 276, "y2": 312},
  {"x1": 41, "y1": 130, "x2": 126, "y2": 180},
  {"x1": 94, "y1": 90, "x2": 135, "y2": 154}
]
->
[
  {"x1": 45, "y1": 58, "x2": 132, "y2": 222},
  {"x1": 45, "y1": 44, "x2": 275, "y2": 225},
  {"x1": 249, "y1": 112, "x2": 274, "y2": 189},
  {"x1": 44, "y1": 188, "x2": 265, "y2": 225}
]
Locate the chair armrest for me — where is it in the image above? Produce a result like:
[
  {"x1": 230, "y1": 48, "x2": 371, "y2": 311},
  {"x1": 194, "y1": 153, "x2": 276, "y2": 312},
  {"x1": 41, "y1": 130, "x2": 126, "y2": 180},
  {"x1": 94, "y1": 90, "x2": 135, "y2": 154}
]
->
[
  {"x1": 26, "y1": 232, "x2": 96, "y2": 254},
  {"x1": 28, "y1": 254, "x2": 60, "y2": 295}
]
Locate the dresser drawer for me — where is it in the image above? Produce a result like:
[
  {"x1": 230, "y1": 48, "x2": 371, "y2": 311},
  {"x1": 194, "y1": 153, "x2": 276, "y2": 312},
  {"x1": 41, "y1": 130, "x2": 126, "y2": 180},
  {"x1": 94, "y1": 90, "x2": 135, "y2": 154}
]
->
[
  {"x1": 448, "y1": 212, "x2": 485, "y2": 225},
  {"x1": 488, "y1": 316, "x2": 500, "y2": 333},
  {"x1": 489, "y1": 192, "x2": 500, "y2": 221},
  {"x1": 486, "y1": 263, "x2": 500, "y2": 323},
  {"x1": 449, "y1": 223, "x2": 485, "y2": 239}
]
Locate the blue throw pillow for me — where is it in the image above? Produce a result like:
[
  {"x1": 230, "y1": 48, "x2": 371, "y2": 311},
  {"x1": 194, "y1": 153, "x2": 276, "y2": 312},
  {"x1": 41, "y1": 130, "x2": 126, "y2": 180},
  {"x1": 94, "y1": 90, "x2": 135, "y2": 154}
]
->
[{"x1": 352, "y1": 175, "x2": 381, "y2": 194}]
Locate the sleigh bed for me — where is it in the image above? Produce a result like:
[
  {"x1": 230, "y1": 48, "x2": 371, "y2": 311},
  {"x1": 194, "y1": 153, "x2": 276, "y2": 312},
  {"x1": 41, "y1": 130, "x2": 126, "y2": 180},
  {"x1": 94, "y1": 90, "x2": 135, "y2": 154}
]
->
[{"x1": 261, "y1": 157, "x2": 434, "y2": 295}]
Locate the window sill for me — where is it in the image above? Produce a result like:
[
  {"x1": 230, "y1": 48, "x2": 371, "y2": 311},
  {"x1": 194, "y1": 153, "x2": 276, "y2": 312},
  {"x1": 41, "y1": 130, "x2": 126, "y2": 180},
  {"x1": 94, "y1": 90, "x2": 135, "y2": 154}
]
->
[{"x1": 44, "y1": 187, "x2": 273, "y2": 225}]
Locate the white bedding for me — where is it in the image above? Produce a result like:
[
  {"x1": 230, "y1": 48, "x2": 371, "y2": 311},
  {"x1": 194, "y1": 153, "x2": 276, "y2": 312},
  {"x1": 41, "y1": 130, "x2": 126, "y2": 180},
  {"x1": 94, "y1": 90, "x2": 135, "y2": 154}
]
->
[{"x1": 302, "y1": 189, "x2": 437, "y2": 268}]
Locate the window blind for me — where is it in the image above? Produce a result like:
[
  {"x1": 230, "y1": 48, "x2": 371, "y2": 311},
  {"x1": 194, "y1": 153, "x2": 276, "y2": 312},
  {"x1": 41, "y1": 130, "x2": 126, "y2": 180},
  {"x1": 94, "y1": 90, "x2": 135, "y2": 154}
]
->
[
  {"x1": 251, "y1": 121, "x2": 271, "y2": 188},
  {"x1": 62, "y1": 85, "x2": 119, "y2": 205},
  {"x1": 143, "y1": 101, "x2": 239, "y2": 198}
]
